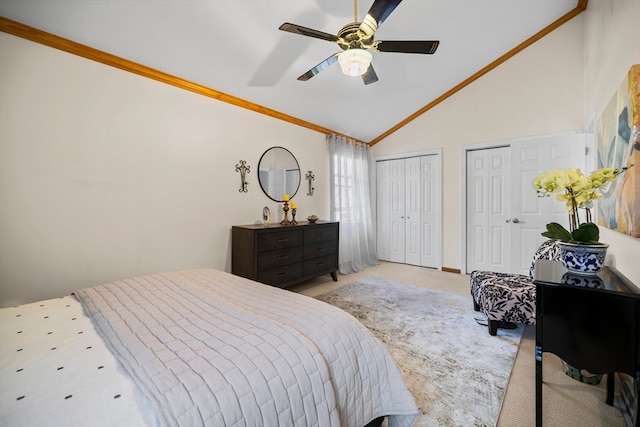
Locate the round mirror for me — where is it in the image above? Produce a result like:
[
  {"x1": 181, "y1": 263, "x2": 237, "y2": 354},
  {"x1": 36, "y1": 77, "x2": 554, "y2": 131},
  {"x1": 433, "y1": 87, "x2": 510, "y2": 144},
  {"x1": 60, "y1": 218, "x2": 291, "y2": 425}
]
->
[{"x1": 258, "y1": 147, "x2": 301, "y2": 202}]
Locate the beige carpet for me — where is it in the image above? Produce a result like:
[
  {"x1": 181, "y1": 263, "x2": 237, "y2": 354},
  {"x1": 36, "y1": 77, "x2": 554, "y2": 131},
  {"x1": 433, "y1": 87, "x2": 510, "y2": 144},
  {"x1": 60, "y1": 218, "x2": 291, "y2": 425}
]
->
[{"x1": 290, "y1": 261, "x2": 627, "y2": 427}]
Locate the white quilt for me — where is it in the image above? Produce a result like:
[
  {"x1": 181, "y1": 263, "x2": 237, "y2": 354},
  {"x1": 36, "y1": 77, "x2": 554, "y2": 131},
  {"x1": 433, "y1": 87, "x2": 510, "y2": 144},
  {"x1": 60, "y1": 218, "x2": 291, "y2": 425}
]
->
[
  {"x1": 74, "y1": 269, "x2": 419, "y2": 427},
  {"x1": 0, "y1": 295, "x2": 153, "y2": 427}
]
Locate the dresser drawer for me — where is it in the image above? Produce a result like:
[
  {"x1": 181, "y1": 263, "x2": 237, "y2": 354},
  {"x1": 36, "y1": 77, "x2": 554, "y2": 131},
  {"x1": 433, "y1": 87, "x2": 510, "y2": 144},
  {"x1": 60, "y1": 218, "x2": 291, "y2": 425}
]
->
[
  {"x1": 304, "y1": 241, "x2": 337, "y2": 260},
  {"x1": 258, "y1": 248, "x2": 302, "y2": 270},
  {"x1": 304, "y1": 225, "x2": 337, "y2": 244},
  {"x1": 303, "y1": 254, "x2": 337, "y2": 276},
  {"x1": 258, "y1": 263, "x2": 303, "y2": 287},
  {"x1": 257, "y1": 230, "x2": 303, "y2": 252}
]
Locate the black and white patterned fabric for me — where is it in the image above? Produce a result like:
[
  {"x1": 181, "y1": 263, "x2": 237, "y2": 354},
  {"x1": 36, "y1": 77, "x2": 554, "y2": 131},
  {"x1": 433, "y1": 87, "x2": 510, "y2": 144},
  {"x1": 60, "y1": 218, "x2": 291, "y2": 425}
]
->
[
  {"x1": 527, "y1": 239, "x2": 561, "y2": 280},
  {"x1": 470, "y1": 240, "x2": 561, "y2": 325}
]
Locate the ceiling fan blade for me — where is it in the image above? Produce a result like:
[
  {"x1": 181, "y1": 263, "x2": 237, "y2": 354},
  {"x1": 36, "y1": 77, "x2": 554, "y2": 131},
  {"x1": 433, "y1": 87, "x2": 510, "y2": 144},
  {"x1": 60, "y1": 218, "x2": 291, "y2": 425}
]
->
[
  {"x1": 361, "y1": 65, "x2": 379, "y2": 85},
  {"x1": 367, "y1": 0, "x2": 403, "y2": 27},
  {"x1": 297, "y1": 53, "x2": 341, "y2": 81},
  {"x1": 374, "y1": 40, "x2": 439, "y2": 54},
  {"x1": 279, "y1": 23, "x2": 339, "y2": 43},
  {"x1": 359, "y1": 0, "x2": 403, "y2": 35}
]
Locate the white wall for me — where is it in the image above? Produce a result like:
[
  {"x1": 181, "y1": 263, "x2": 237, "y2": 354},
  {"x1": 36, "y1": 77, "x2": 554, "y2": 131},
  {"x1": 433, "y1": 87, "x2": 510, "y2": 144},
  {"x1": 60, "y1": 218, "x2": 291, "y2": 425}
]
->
[
  {"x1": 0, "y1": 33, "x2": 330, "y2": 306},
  {"x1": 583, "y1": 0, "x2": 640, "y2": 285},
  {"x1": 371, "y1": 16, "x2": 585, "y2": 272}
]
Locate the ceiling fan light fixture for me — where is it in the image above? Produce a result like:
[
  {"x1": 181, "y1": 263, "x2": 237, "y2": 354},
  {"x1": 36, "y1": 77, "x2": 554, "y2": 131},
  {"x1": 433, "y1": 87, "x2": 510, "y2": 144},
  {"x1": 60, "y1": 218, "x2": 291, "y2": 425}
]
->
[{"x1": 338, "y1": 49, "x2": 372, "y2": 77}]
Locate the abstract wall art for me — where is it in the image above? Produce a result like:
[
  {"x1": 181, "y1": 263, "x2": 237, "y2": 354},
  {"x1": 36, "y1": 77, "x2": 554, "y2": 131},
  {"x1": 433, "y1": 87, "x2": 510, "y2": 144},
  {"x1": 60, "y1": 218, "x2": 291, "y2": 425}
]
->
[{"x1": 596, "y1": 64, "x2": 640, "y2": 238}]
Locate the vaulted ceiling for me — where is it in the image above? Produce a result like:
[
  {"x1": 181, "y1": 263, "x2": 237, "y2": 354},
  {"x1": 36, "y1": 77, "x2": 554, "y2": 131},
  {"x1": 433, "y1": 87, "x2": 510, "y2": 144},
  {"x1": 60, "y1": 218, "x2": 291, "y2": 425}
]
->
[{"x1": 0, "y1": 0, "x2": 584, "y2": 143}]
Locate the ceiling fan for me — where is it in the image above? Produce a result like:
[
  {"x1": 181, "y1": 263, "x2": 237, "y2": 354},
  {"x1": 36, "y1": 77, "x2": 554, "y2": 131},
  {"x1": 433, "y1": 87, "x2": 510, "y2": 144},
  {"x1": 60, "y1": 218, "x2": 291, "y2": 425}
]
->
[{"x1": 279, "y1": 0, "x2": 439, "y2": 85}]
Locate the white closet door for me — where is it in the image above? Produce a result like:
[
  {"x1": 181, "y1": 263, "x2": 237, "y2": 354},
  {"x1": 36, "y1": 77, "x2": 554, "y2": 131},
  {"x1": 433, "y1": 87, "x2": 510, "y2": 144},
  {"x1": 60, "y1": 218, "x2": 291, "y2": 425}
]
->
[
  {"x1": 376, "y1": 154, "x2": 442, "y2": 268},
  {"x1": 389, "y1": 159, "x2": 406, "y2": 263},
  {"x1": 420, "y1": 155, "x2": 440, "y2": 268},
  {"x1": 510, "y1": 134, "x2": 585, "y2": 275},
  {"x1": 465, "y1": 134, "x2": 585, "y2": 274},
  {"x1": 376, "y1": 161, "x2": 391, "y2": 261},
  {"x1": 405, "y1": 157, "x2": 421, "y2": 266},
  {"x1": 466, "y1": 147, "x2": 512, "y2": 273}
]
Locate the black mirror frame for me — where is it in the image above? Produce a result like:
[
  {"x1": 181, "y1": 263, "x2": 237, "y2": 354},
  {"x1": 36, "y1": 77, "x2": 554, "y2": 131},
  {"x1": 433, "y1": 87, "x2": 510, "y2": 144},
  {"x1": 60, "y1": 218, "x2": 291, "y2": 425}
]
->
[{"x1": 257, "y1": 146, "x2": 301, "y2": 202}]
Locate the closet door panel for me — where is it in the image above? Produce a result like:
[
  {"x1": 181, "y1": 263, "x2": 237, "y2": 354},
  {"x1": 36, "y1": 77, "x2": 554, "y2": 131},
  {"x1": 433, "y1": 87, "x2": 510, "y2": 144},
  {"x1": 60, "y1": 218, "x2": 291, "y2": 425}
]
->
[
  {"x1": 509, "y1": 134, "x2": 585, "y2": 275},
  {"x1": 466, "y1": 147, "x2": 511, "y2": 273},
  {"x1": 376, "y1": 161, "x2": 391, "y2": 261},
  {"x1": 405, "y1": 157, "x2": 421, "y2": 266},
  {"x1": 389, "y1": 159, "x2": 406, "y2": 263},
  {"x1": 420, "y1": 155, "x2": 440, "y2": 268}
]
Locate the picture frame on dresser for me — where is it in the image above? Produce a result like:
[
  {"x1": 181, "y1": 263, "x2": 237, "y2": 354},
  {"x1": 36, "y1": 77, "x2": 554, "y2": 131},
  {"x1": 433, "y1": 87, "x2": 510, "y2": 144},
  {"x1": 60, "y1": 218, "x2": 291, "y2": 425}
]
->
[{"x1": 262, "y1": 206, "x2": 271, "y2": 226}]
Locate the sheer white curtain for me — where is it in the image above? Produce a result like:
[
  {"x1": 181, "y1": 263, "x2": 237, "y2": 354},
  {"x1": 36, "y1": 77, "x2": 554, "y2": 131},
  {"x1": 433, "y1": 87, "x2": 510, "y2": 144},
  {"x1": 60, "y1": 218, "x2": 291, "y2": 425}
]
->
[{"x1": 327, "y1": 134, "x2": 378, "y2": 274}]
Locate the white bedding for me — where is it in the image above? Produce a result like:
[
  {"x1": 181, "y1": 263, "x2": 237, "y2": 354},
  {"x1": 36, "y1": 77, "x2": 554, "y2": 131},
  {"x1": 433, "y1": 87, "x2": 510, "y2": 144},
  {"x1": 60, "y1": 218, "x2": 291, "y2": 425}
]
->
[
  {"x1": 1, "y1": 269, "x2": 418, "y2": 427},
  {"x1": 0, "y1": 295, "x2": 154, "y2": 427}
]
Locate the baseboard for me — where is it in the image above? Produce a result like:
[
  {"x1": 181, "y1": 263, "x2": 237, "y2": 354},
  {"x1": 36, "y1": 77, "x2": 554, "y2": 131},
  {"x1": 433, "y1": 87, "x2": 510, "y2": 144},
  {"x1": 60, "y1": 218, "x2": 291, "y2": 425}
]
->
[{"x1": 442, "y1": 267, "x2": 462, "y2": 274}]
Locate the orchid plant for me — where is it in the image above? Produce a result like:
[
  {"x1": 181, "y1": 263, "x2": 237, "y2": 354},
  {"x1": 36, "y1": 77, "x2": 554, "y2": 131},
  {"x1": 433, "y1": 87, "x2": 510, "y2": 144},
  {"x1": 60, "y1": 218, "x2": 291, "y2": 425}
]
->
[{"x1": 532, "y1": 166, "x2": 631, "y2": 245}]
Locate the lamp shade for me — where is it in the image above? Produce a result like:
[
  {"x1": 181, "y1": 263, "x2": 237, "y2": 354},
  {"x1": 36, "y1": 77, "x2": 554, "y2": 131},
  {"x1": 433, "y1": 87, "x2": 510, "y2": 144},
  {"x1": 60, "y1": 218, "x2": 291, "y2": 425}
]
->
[{"x1": 338, "y1": 49, "x2": 372, "y2": 76}]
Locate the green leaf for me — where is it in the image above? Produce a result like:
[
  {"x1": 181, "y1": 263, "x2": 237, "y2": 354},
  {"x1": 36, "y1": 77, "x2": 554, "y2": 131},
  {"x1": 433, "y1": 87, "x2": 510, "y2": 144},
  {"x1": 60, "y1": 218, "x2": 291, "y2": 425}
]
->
[
  {"x1": 541, "y1": 222, "x2": 572, "y2": 241},
  {"x1": 570, "y1": 222, "x2": 600, "y2": 244}
]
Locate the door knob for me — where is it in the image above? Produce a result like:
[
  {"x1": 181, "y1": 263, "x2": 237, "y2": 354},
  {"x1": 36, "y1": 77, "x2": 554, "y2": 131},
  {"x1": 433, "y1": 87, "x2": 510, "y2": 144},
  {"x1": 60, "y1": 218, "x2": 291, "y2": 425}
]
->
[{"x1": 512, "y1": 218, "x2": 520, "y2": 223}]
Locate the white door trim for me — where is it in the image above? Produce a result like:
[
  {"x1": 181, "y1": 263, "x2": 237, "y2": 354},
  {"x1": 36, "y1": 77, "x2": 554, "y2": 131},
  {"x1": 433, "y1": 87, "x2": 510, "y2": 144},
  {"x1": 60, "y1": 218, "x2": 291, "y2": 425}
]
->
[{"x1": 375, "y1": 148, "x2": 442, "y2": 162}]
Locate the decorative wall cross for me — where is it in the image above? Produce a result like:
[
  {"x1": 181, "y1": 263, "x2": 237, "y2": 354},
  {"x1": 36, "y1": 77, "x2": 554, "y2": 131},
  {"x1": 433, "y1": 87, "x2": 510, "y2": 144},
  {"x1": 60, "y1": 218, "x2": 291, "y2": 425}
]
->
[
  {"x1": 306, "y1": 170, "x2": 315, "y2": 196},
  {"x1": 235, "y1": 160, "x2": 250, "y2": 193}
]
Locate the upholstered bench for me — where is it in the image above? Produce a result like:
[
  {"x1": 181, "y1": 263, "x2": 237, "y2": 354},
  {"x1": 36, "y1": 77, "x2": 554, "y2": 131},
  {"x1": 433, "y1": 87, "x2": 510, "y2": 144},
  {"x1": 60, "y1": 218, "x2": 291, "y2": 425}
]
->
[{"x1": 470, "y1": 239, "x2": 561, "y2": 335}]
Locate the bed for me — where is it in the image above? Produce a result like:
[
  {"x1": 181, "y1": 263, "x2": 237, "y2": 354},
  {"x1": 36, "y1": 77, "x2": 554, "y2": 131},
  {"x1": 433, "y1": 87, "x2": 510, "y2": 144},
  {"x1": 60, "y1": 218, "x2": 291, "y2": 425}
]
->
[{"x1": 0, "y1": 268, "x2": 419, "y2": 427}]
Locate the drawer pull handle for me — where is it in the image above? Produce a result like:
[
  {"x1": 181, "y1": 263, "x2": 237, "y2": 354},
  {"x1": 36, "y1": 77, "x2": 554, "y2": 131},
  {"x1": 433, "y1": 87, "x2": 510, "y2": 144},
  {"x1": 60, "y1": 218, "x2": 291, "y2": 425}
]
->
[
  {"x1": 277, "y1": 239, "x2": 289, "y2": 243},
  {"x1": 316, "y1": 262, "x2": 325, "y2": 267},
  {"x1": 315, "y1": 233, "x2": 324, "y2": 238},
  {"x1": 316, "y1": 248, "x2": 325, "y2": 253},
  {"x1": 277, "y1": 255, "x2": 289, "y2": 260},
  {"x1": 276, "y1": 272, "x2": 288, "y2": 277}
]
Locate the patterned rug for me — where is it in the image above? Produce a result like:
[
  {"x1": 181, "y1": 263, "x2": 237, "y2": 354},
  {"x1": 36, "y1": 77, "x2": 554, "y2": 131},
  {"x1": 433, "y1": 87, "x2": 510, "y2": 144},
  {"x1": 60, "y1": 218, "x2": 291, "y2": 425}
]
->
[{"x1": 315, "y1": 276, "x2": 523, "y2": 427}]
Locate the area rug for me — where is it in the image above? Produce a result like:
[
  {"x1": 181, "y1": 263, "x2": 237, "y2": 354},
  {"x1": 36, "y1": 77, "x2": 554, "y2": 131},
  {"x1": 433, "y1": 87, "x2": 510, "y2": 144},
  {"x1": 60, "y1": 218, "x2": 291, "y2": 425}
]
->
[{"x1": 315, "y1": 276, "x2": 524, "y2": 427}]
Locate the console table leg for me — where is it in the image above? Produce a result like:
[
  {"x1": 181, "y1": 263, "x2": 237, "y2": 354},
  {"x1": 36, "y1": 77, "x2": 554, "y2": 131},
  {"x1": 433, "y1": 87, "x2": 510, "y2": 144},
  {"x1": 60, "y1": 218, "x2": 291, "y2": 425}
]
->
[
  {"x1": 536, "y1": 345, "x2": 543, "y2": 427},
  {"x1": 633, "y1": 371, "x2": 640, "y2": 427},
  {"x1": 606, "y1": 373, "x2": 614, "y2": 406}
]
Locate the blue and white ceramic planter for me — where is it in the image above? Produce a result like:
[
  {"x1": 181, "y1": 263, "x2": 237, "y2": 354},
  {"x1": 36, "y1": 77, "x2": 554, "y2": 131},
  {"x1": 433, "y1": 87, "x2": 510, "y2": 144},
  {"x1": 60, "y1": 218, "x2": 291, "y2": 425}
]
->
[
  {"x1": 558, "y1": 242, "x2": 609, "y2": 275},
  {"x1": 560, "y1": 272, "x2": 604, "y2": 288}
]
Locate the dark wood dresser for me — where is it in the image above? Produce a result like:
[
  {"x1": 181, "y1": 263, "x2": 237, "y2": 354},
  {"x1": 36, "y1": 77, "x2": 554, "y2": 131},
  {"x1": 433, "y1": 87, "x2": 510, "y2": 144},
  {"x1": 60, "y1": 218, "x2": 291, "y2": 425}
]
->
[{"x1": 232, "y1": 221, "x2": 339, "y2": 288}]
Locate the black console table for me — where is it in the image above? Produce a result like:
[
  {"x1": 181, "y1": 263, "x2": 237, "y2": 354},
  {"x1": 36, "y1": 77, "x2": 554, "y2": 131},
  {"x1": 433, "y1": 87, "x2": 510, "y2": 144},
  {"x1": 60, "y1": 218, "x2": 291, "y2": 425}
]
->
[{"x1": 533, "y1": 260, "x2": 640, "y2": 427}]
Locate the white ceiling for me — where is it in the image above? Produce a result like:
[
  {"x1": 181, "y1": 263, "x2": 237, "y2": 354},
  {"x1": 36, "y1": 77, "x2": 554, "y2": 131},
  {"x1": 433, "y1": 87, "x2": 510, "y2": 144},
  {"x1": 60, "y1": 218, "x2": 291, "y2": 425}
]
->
[{"x1": 0, "y1": 0, "x2": 579, "y2": 142}]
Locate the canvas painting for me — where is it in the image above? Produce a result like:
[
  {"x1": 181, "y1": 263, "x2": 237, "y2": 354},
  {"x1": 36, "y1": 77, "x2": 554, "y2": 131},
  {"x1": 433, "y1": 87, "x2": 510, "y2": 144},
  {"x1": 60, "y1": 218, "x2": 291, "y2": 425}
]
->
[{"x1": 596, "y1": 64, "x2": 640, "y2": 238}]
